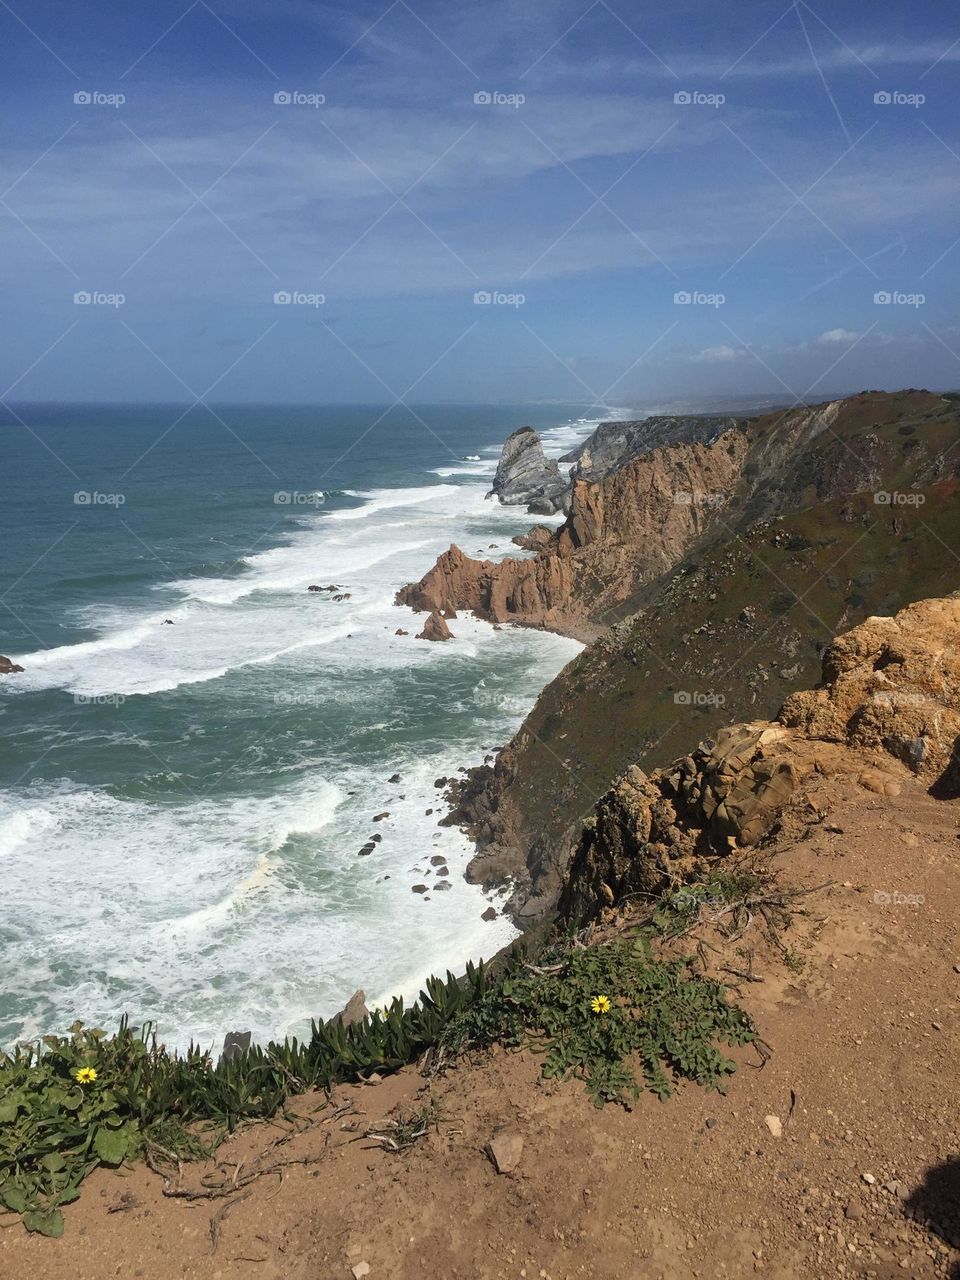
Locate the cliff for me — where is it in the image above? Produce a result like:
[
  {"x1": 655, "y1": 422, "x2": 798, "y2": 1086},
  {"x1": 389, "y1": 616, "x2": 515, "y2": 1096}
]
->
[
  {"x1": 561, "y1": 594, "x2": 960, "y2": 923},
  {"x1": 401, "y1": 389, "x2": 960, "y2": 918}
]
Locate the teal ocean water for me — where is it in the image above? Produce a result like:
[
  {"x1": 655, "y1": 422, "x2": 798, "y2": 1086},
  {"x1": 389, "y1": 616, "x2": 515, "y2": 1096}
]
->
[{"x1": 0, "y1": 402, "x2": 611, "y2": 1050}]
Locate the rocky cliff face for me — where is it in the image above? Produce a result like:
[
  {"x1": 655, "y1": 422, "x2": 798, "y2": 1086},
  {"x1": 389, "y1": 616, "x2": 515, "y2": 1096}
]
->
[
  {"x1": 488, "y1": 427, "x2": 567, "y2": 513},
  {"x1": 423, "y1": 390, "x2": 960, "y2": 920},
  {"x1": 399, "y1": 428, "x2": 750, "y2": 634},
  {"x1": 561, "y1": 414, "x2": 741, "y2": 484},
  {"x1": 560, "y1": 594, "x2": 960, "y2": 924}
]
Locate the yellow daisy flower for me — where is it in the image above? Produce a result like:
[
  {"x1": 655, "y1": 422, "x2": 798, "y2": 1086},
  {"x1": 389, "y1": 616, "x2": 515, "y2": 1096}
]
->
[
  {"x1": 75, "y1": 1066, "x2": 98, "y2": 1085},
  {"x1": 590, "y1": 995, "x2": 611, "y2": 1015}
]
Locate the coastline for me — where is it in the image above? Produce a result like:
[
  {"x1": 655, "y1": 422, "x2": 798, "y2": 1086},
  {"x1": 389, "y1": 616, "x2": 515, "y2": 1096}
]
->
[{"x1": 0, "y1": 406, "x2": 609, "y2": 1055}]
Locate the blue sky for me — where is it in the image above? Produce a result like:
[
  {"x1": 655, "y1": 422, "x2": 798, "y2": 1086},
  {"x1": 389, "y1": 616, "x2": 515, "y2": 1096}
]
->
[{"x1": 1, "y1": 0, "x2": 958, "y2": 406}]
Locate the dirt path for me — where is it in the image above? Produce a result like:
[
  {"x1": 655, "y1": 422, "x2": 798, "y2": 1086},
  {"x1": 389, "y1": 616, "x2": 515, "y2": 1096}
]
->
[{"x1": 4, "y1": 778, "x2": 958, "y2": 1280}]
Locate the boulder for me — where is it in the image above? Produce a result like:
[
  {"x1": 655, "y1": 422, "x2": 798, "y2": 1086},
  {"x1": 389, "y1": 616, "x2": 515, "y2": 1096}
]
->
[
  {"x1": 488, "y1": 427, "x2": 567, "y2": 512},
  {"x1": 372, "y1": 811, "x2": 390, "y2": 822},
  {"x1": 481, "y1": 906, "x2": 498, "y2": 921},
  {"x1": 416, "y1": 611, "x2": 453, "y2": 642},
  {"x1": 411, "y1": 883, "x2": 428, "y2": 894},
  {"x1": 327, "y1": 990, "x2": 368, "y2": 1028},
  {"x1": 388, "y1": 772, "x2": 401, "y2": 783},
  {"x1": 220, "y1": 1030, "x2": 252, "y2": 1063},
  {"x1": 0, "y1": 656, "x2": 24, "y2": 674},
  {"x1": 395, "y1": 627, "x2": 409, "y2": 636}
]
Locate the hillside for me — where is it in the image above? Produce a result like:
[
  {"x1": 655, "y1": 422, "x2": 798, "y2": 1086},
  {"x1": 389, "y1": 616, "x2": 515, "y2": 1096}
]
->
[
  {"x1": 5, "y1": 597, "x2": 959, "y2": 1279},
  {"x1": 398, "y1": 390, "x2": 960, "y2": 916}
]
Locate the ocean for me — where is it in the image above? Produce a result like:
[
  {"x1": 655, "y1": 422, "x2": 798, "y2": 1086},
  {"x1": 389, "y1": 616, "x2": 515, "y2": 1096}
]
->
[{"x1": 0, "y1": 401, "x2": 612, "y2": 1051}]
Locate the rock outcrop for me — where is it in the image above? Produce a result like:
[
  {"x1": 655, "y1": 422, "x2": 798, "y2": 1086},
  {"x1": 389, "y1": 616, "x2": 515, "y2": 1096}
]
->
[
  {"x1": 562, "y1": 414, "x2": 741, "y2": 484},
  {"x1": 488, "y1": 427, "x2": 567, "y2": 513},
  {"x1": 559, "y1": 595, "x2": 960, "y2": 924},
  {"x1": 0, "y1": 656, "x2": 24, "y2": 674},
  {"x1": 399, "y1": 429, "x2": 750, "y2": 635},
  {"x1": 416, "y1": 611, "x2": 453, "y2": 641}
]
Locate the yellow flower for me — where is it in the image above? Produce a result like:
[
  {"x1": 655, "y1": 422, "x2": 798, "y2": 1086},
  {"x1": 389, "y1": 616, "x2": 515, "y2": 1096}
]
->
[
  {"x1": 75, "y1": 1067, "x2": 98, "y2": 1085},
  {"x1": 590, "y1": 995, "x2": 611, "y2": 1015}
]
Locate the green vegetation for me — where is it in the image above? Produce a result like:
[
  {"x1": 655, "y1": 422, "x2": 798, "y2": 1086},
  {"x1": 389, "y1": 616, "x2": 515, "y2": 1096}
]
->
[
  {"x1": 0, "y1": 939, "x2": 756, "y2": 1233},
  {"x1": 441, "y1": 935, "x2": 756, "y2": 1108}
]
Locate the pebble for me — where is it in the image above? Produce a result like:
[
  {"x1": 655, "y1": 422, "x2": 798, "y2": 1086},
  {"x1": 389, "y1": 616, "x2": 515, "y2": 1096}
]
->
[
  {"x1": 861, "y1": 1173, "x2": 876, "y2": 1185},
  {"x1": 764, "y1": 1115, "x2": 783, "y2": 1139}
]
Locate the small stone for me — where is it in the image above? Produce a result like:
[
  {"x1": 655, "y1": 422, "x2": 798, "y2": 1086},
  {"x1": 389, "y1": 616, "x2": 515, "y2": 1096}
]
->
[
  {"x1": 764, "y1": 1115, "x2": 783, "y2": 1139},
  {"x1": 487, "y1": 1130, "x2": 523, "y2": 1174},
  {"x1": 352, "y1": 1264, "x2": 371, "y2": 1279},
  {"x1": 845, "y1": 1204, "x2": 863, "y2": 1220},
  {"x1": 861, "y1": 1172, "x2": 876, "y2": 1185}
]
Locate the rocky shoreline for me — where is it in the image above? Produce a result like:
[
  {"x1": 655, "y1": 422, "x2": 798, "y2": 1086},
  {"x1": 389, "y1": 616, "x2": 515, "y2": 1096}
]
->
[{"x1": 394, "y1": 389, "x2": 960, "y2": 923}]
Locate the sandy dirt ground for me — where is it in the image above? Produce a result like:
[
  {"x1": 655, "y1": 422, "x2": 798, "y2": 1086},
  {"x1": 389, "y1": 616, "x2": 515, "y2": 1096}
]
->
[{"x1": 3, "y1": 770, "x2": 958, "y2": 1280}]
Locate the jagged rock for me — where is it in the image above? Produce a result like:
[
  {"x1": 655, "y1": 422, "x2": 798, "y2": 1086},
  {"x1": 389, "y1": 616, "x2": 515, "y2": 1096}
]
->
[
  {"x1": 488, "y1": 427, "x2": 566, "y2": 512},
  {"x1": 357, "y1": 841, "x2": 377, "y2": 856},
  {"x1": 372, "y1": 811, "x2": 390, "y2": 822},
  {"x1": 389, "y1": 772, "x2": 401, "y2": 783},
  {"x1": 220, "y1": 1030, "x2": 251, "y2": 1063},
  {"x1": 326, "y1": 990, "x2": 368, "y2": 1028},
  {"x1": 779, "y1": 597, "x2": 960, "y2": 795},
  {"x1": 486, "y1": 1130, "x2": 523, "y2": 1173},
  {"x1": 307, "y1": 584, "x2": 321, "y2": 592},
  {"x1": 0, "y1": 656, "x2": 24, "y2": 674},
  {"x1": 434, "y1": 880, "x2": 452, "y2": 891},
  {"x1": 416, "y1": 611, "x2": 453, "y2": 642},
  {"x1": 395, "y1": 627, "x2": 409, "y2": 636},
  {"x1": 560, "y1": 595, "x2": 960, "y2": 923},
  {"x1": 562, "y1": 415, "x2": 741, "y2": 484}
]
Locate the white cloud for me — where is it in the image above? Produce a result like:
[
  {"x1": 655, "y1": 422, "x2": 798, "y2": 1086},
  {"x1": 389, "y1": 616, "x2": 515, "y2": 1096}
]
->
[
  {"x1": 691, "y1": 344, "x2": 743, "y2": 363},
  {"x1": 816, "y1": 328, "x2": 861, "y2": 344}
]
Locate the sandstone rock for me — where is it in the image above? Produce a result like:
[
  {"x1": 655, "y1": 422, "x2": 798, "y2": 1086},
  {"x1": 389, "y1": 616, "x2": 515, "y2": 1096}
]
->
[
  {"x1": 779, "y1": 596, "x2": 960, "y2": 795},
  {"x1": 327, "y1": 990, "x2": 368, "y2": 1029},
  {"x1": 764, "y1": 1115, "x2": 783, "y2": 1138},
  {"x1": 0, "y1": 655, "x2": 24, "y2": 674},
  {"x1": 416, "y1": 611, "x2": 453, "y2": 642},
  {"x1": 486, "y1": 1130, "x2": 523, "y2": 1173}
]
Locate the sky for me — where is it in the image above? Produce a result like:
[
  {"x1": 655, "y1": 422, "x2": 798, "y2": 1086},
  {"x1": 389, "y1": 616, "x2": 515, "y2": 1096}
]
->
[{"x1": 1, "y1": 0, "x2": 958, "y2": 407}]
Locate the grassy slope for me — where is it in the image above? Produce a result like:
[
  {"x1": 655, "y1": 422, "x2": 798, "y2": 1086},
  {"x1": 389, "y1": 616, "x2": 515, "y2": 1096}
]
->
[{"x1": 487, "y1": 391, "x2": 960, "y2": 900}]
